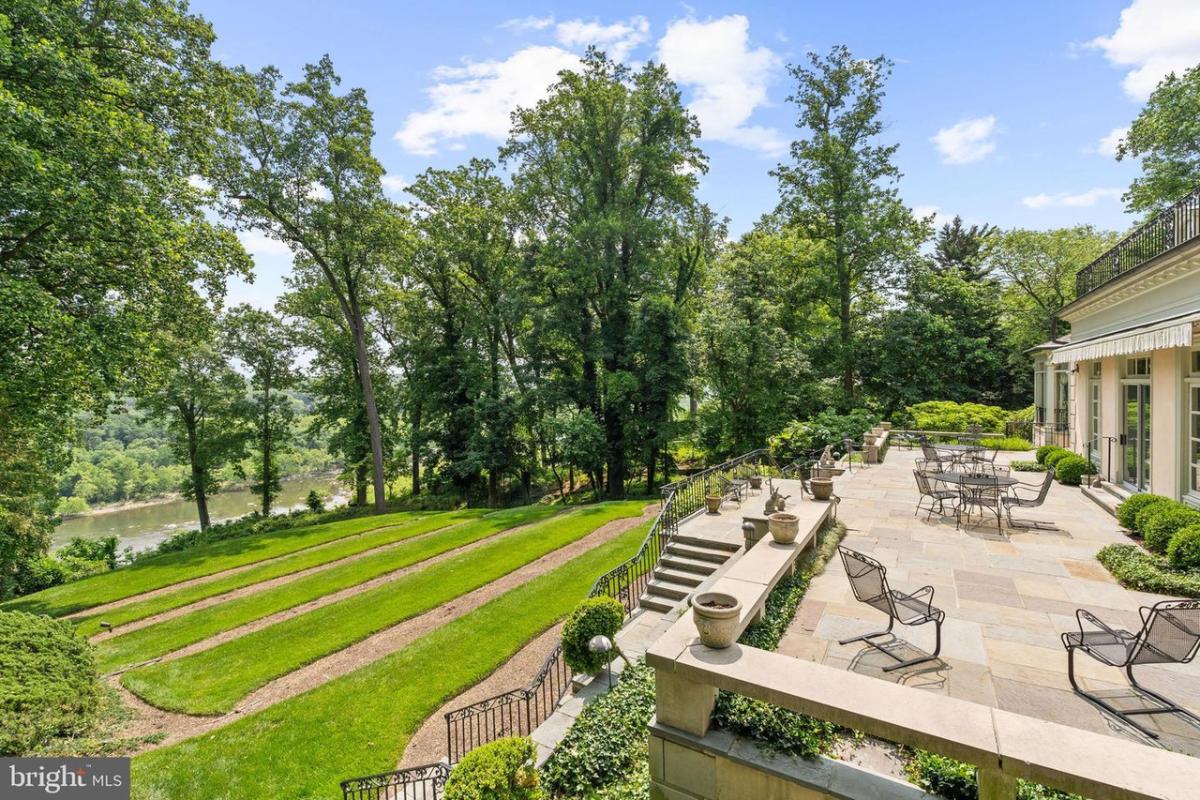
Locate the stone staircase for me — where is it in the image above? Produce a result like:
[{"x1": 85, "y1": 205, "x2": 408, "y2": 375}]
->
[
  {"x1": 1081, "y1": 479, "x2": 1132, "y2": 518},
  {"x1": 638, "y1": 531, "x2": 740, "y2": 613}
]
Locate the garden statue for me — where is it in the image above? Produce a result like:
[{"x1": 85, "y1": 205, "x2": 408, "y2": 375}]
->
[{"x1": 819, "y1": 445, "x2": 835, "y2": 467}]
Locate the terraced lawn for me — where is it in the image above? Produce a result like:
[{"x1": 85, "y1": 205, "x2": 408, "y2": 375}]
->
[
  {"x1": 122, "y1": 500, "x2": 646, "y2": 714},
  {"x1": 96, "y1": 505, "x2": 562, "y2": 673},
  {"x1": 3, "y1": 510, "x2": 444, "y2": 617},
  {"x1": 74, "y1": 509, "x2": 489, "y2": 637},
  {"x1": 130, "y1": 519, "x2": 651, "y2": 800}
]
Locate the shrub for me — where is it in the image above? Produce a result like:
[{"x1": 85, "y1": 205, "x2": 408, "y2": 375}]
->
[
  {"x1": 1097, "y1": 544, "x2": 1200, "y2": 597},
  {"x1": 978, "y1": 437, "x2": 1033, "y2": 451},
  {"x1": 445, "y1": 737, "x2": 542, "y2": 800},
  {"x1": 561, "y1": 597, "x2": 625, "y2": 675},
  {"x1": 1168, "y1": 524, "x2": 1200, "y2": 569},
  {"x1": 1010, "y1": 460, "x2": 1046, "y2": 472},
  {"x1": 306, "y1": 490, "x2": 325, "y2": 513},
  {"x1": 900, "y1": 401, "x2": 1009, "y2": 434},
  {"x1": 1140, "y1": 504, "x2": 1200, "y2": 554},
  {"x1": 904, "y1": 750, "x2": 1082, "y2": 800},
  {"x1": 1035, "y1": 445, "x2": 1063, "y2": 465},
  {"x1": 769, "y1": 409, "x2": 880, "y2": 461},
  {"x1": 1116, "y1": 493, "x2": 1170, "y2": 532},
  {"x1": 0, "y1": 611, "x2": 101, "y2": 754},
  {"x1": 1054, "y1": 455, "x2": 1096, "y2": 486},
  {"x1": 1043, "y1": 449, "x2": 1074, "y2": 469}
]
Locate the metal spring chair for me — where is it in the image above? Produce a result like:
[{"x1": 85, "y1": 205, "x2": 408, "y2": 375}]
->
[
  {"x1": 914, "y1": 469, "x2": 957, "y2": 519},
  {"x1": 1062, "y1": 600, "x2": 1200, "y2": 738}
]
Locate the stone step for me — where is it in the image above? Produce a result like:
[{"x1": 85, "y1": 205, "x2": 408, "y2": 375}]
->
[
  {"x1": 637, "y1": 593, "x2": 677, "y2": 614},
  {"x1": 1082, "y1": 484, "x2": 1121, "y2": 518},
  {"x1": 653, "y1": 567, "x2": 705, "y2": 587},
  {"x1": 645, "y1": 579, "x2": 690, "y2": 601},
  {"x1": 665, "y1": 542, "x2": 731, "y2": 564},
  {"x1": 1099, "y1": 480, "x2": 1132, "y2": 502},
  {"x1": 672, "y1": 531, "x2": 742, "y2": 553},
  {"x1": 659, "y1": 553, "x2": 719, "y2": 575}
]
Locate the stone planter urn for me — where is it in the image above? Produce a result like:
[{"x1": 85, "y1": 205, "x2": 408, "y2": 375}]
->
[
  {"x1": 864, "y1": 434, "x2": 877, "y2": 446},
  {"x1": 768, "y1": 512, "x2": 800, "y2": 545},
  {"x1": 810, "y1": 477, "x2": 834, "y2": 501},
  {"x1": 691, "y1": 591, "x2": 742, "y2": 648},
  {"x1": 880, "y1": 422, "x2": 892, "y2": 431},
  {"x1": 704, "y1": 494, "x2": 723, "y2": 514},
  {"x1": 749, "y1": 475, "x2": 763, "y2": 490}
]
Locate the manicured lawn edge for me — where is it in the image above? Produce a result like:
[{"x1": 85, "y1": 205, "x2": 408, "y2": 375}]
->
[
  {"x1": 74, "y1": 510, "x2": 489, "y2": 637},
  {"x1": 4, "y1": 510, "x2": 445, "y2": 617},
  {"x1": 128, "y1": 520, "x2": 653, "y2": 800},
  {"x1": 121, "y1": 501, "x2": 647, "y2": 713},
  {"x1": 96, "y1": 505, "x2": 563, "y2": 673}
]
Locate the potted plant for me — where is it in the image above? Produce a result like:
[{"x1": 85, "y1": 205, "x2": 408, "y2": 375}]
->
[
  {"x1": 749, "y1": 475, "x2": 763, "y2": 490},
  {"x1": 810, "y1": 476, "x2": 834, "y2": 501},
  {"x1": 768, "y1": 512, "x2": 800, "y2": 544},
  {"x1": 704, "y1": 491, "x2": 723, "y2": 514},
  {"x1": 690, "y1": 591, "x2": 742, "y2": 648}
]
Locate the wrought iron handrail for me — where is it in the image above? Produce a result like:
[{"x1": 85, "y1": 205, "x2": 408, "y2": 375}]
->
[
  {"x1": 341, "y1": 762, "x2": 449, "y2": 800},
  {"x1": 1075, "y1": 185, "x2": 1200, "y2": 299}
]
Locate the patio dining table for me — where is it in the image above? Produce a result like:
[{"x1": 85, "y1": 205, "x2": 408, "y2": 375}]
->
[{"x1": 928, "y1": 470, "x2": 1019, "y2": 531}]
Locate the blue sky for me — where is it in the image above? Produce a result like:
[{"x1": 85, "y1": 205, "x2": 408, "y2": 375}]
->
[{"x1": 191, "y1": 0, "x2": 1200, "y2": 309}]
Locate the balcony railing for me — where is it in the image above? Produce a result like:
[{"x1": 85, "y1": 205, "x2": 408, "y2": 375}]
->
[{"x1": 1075, "y1": 185, "x2": 1200, "y2": 299}]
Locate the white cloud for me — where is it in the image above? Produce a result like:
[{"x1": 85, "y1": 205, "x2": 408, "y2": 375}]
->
[
  {"x1": 1089, "y1": 0, "x2": 1200, "y2": 99},
  {"x1": 555, "y1": 16, "x2": 649, "y2": 62},
  {"x1": 187, "y1": 174, "x2": 212, "y2": 192},
  {"x1": 657, "y1": 16, "x2": 785, "y2": 155},
  {"x1": 912, "y1": 205, "x2": 952, "y2": 228},
  {"x1": 931, "y1": 116, "x2": 998, "y2": 165},
  {"x1": 381, "y1": 174, "x2": 408, "y2": 194},
  {"x1": 1021, "y1": 187, "x2": 1124, "y2": 209},
  {"x1": 306, "y1": 181, "x2": 331, "y2": 201},
  {"x1": 501, "y1": 15, "x2": 554, "y2": 33},
  {"x1": 1095, "y1": 126, "x2": 1129, "y2": 157},
  {"x1": 238, "y1": 230, "x2": 292, "y2": 257},
  {"x1": 395, "y1": 45, "x2": 580, "y2": 155}
]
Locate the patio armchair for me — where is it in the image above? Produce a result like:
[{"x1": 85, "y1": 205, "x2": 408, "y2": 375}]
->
[
  {"x1": 1061, "y1": 600, "x2": 1200, "y2": 738},
  {"x1": 837, "y1": 546, "x2": 945, "y2": 671},
  {"x1": 717, "y1": 475, "x2": 745, "y2": 507},
  {"x1": 1000, "y1": 469, "x2": 1054, "y2": 528},
  {"x1": 914, "y1": 469, "x2": 956, "y2": 519},
  {"x1": 842, "y1": 437, "x2": 869, "y2": 472},
  {"x1": 920, "y1": 440, "x2": 956, "y2": 472}
]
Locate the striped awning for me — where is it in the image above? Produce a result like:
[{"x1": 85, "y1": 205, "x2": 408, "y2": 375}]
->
[{"x1": 1050, "y1": 313, "x2": 1200, "y2": 364}]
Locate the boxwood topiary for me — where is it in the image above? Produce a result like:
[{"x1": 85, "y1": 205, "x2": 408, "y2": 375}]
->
[
  {"x1": 1054, "y1": 455, "x2": 1096, "y2": 486},
  {"x1": 0, "y1": 610, "x2": 101, "y2": 755},
  {"x1": 1167, "y1": 524, "x2": 1200, "y2": 569},
  {"x1": 445, "y1": 737, "x2": 542, "y2": 800},
  {"x1": 561, "y1": 596, "x2": 625, "y2": 675},
  {"x1": 1140, "y1": 504, "x2": 1200, "y2": 554},
  {"x1": 1117, "y1": 493, "x2": 1170, "y2": 532},
  {"x1": 1043, "y1": 449, "x2": 1074, "y2": 469},
  {"x1": 1036, "y1": 445, "x2": 1064, "y2": 465}
]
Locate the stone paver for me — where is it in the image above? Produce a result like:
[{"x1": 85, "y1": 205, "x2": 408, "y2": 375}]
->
[{"x1": 779, "y1": 447, "x2": 1200, "y2": 756}]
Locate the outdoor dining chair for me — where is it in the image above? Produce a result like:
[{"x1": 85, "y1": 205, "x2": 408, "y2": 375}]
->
[
  {"x1": 842, "y1": 437, "x2": 869, "y2": 472},
  {"x1": 717, "y1": 475, "x2": 745, "y2": 507},
  {"x1": 837, "y1": 546, "x2": 945, "y2": 671},
  {"x1": 914, "y1": 469, "x2": 956, "y2": 519},
  {"x1": 1061, "y1": 600, "x2": 1200, "y2": 738},
  {"x1": 920, "y1": 439, "x2": 956, "y2": 472},
  {"x1": 1001, "y1": 469, "x2": 1055, "y2": 529}
]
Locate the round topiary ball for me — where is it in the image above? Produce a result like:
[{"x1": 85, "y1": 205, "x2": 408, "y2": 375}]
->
[
  {"x1": 1035, "y1": 445, "x2": 1062, "y2": 465},
  {"x1": 1167, "y1": 524, "x2": 1200, "y2": 570},
  {"x1": 1117, "y1": 493, "x2": 1171, "y2": 532},
  {"x1": 1054, "y1": 455, "x2": 1093, "y2": 486},
  {"x1": 1043, "y1": 449, "x2": 1073, "y2": 469},
  {"x1": 1141, "y1": 504, "x2": 1200, "y2": 554},
  {"x1": 445, "y1": 737, "x2": 541, "y2": 800},
  {"x1": 561, "y1": 596, "x2": 626, "y2": 675}
]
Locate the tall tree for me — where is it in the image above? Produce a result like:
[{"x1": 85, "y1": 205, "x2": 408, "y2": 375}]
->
[
  {"x1": 933, "y1": 216, "x2": 997, "y2": 281},
  {"x1": 139, "y1": 341, "x2": 249, "y2": 531},
  {"x1": 772, "y1": 46, "x2": 926, "y2": 409},
  {"x1": 503, "y1": 50, "x2": 705, "y2": 498},
  {"x1": 0, "y1": 0, "x2": 248, "y2": 594},
  {"x1": 1119, "y1": 62, "x2": 1200, "y2": 214},
  {"x1": 222, "y1": 306, "x2": 297, "y2": 516},
  {"x1": 214, "y1": 57, "x2": 398, "y2": 513}
]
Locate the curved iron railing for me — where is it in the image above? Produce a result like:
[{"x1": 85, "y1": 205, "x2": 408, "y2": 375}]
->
[
  {"x1": 340, "y1": 763, "x2": 449, "y2": 800},
  {"x1": 1075, "y1": 185, "x2": 1200, "y2": 298}
]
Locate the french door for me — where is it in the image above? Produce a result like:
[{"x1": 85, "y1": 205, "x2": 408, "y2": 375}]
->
[{"x1": 1122, "y1": 383, "x2": 1151, "y2": 491}]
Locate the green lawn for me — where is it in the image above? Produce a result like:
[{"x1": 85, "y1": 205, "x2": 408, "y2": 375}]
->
[
  {"x1": 3, "y1": 510, "x2": 446, "y2": 617},
  {"x1": 122, "y1": 501, "x2": 646, "y2": 714},
  {"x1": 95, "y1": 505, "x2": 562, "y2": 673},
  {"x1": 74, "y1": 509, "x2": 489, "y2": 637},
  {"x1": 129, "y1": 519, "x2": 651, "y2": 800}
]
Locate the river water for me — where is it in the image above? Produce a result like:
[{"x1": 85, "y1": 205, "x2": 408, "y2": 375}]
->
[{"x1": 52, "y1": 474, "x2": 349, "y2": 554}]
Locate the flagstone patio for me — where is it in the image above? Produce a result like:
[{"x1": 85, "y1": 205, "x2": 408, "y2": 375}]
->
[{"x1": 778, "y1": 447, "x2": 1200, "y2": 756}]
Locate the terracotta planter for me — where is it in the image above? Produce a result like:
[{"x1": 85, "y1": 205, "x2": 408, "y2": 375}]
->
[
  {"x1": 768, "y1": 512, "x2": 800, "y2": 544},
  {"x1": 704, "y1": 495, "x2": 723, "y2": 514},
  {"x1": 749, "y1": 475, "x2": 763, "y2": 490},
  {"x1": 691, "y1": 591, "x2": 742, "y2": 648},
  {"x1": 810, "y1": 477, "x2": 834, "y2": 501}
]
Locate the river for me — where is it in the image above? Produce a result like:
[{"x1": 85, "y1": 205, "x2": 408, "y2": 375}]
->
[{"x1": 52, "y1": 474, "x2": 349, "y2": 554}]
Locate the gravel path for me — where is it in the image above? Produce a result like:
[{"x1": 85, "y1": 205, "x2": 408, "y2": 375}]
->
[{"x1": 115, "y1": 507, "x2": 655, "y2": 754}]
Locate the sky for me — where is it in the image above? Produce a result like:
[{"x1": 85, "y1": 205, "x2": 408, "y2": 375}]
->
[{"x1": 189, "y1": 0, "x2": 1200, "y2": 309}]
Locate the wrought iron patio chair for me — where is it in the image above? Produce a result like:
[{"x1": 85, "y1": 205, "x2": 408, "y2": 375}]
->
[
  {"x1": 717, "y1": 475, "x2": 744, "y2": 507},
  {"x1": 842, "y1": 437, "x2": 869, "y2": 472},
  {"x1": 914, "y1": 469, "x2": 957, "y2": 519},
  {"x1": 1000, "y1": 469, "x2": 1055, "y2": 529},
  {"x1": 1062, "y1": 600, "x2": 1200, "y2": 738},
  {"x1": 955, "y1": 474, "x2": 1004, "y2": 533},
  {"x1": 920, "y1": 440, "x2": 956, "y2": 472},
  {"x1": 837, "y1": 546, "x2": 945, "y2": 671}
]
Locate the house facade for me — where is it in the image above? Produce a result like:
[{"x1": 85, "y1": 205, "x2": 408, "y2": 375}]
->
[{"x1": 1031, "y1": 187, "x2": 1200, "y2": 504}]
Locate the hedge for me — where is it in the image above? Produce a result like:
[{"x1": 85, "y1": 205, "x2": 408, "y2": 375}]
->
[
  {"x1": 1035, "y1": 445, "x2": 1064, "y2": 465},
  {"x1": 446, "y1": 737, "x2": 542, "y2": 800},
  {"x1": 905, "y1": 750, "x2": 1082, "y2": 800},
  {"x1": 1140, "y1": 504, "x2": 1200, "y2": 554},
  {"x1": 1167, "y1": 525, "x2": 1200, "y2": 570},
  {"x1": 978, "y1": 437, "x2": 1033, "y2": 452},
  {"x1": 1043, "y1": 449, "x2": 1074, "y2": 470},
  {"x1": 1116, "y1": 494, "x2": 1171, "y2": 532},
  {"x1": 561, "y1": 597, "x2": 625, "y2": 675},
  {"x1": 900, "y1": 401, "x2": 1009, "y2": 433},
  {"x1": 1097, "y1": 544, "x2": 1200, "y2": 598},
  {"x1": 1054, "y1": 455, "x2": 1095, "y2": 486}
]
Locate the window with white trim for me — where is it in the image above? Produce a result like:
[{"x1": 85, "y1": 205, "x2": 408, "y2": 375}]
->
[{"x1": 1189, "y1": 350, "x2": 1200, "y2": 498}]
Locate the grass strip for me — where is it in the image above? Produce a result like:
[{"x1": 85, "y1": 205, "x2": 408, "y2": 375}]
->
[
  {"x1": 122, "y1": 501, "x2": 646, "y2": 713},
  {"x1": 130, "y1": 519, "x2": 651, "y2": 800},
  {"x1": 4, "y1": 510, "x2": 444, "y2": 617},
  {"x1": 96, "y1": 505, "x2": 562, "y2": 673},
  {"x1": 74, "y1": 510, "x2": 489, "y2": 637}
]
